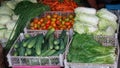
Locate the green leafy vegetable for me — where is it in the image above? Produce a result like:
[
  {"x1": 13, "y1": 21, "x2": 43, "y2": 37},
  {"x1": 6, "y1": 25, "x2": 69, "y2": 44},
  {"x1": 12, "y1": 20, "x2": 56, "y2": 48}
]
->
[{"x1": 67, "y1": 33, "x2": 116, "y2": 64}]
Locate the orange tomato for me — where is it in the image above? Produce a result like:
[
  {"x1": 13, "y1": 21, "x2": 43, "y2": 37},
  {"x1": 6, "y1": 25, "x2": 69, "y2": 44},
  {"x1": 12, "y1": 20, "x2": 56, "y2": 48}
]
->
[
  {"x1": 33, "y1": 18, "x2": 39, "y2": 23},
  {"x1": 37, "y1": 21, "x2": 42, "y2": 25},
  {"x1": 34, "y1": 24, "x2": 38, "y2": 29},
  {"x1": 53, "y1": 14, "x2": 58, "y2": 18},
  {"x1": 39, "y1": 18, "x2": 44, "y2": 23},
  {"x1": 41, "y1": 23, "x2": 45, "y2": 27},
  {"x1": 52, "y1": 23, "x2": 56, "y2": 28},
  {"x1": 30, "y1": 22, "x2": 34, "y2": 27},
  {"x1": 57, "y1": 16, "x2": 62, "y2": 20},
  {"x1": 65, "y1": 22, "x2": 71, "y2": 26}
]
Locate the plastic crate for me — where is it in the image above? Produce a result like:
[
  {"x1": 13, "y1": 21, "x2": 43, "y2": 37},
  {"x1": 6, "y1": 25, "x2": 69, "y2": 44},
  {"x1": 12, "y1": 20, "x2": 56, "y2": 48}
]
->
[
  {"x1": 12, "y1": 66, "x2": 61, "y2": 68},
  {"x1": 7, "y1": 30, "x2": 70, "y2": 67},
  {"x1": 64, "y1": 35, "x2": 119, "y2": 68},
  {"x1": 26, "y1": 11, "x2": 74, "y2": 32}
]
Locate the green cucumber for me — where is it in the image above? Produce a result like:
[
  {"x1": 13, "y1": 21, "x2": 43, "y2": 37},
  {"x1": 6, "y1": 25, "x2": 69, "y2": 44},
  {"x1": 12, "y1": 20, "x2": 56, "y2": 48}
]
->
[
  {"x1": 54, "y1": 45, "x2": 59, "y2": 50},
  {"x1": 24, "y1": 34, "x2": 31, "y2": 39},
  {"x1": 45, "y1": 28, "x2": 55, "y2": 40},
  {"x1": 59, "y1": 30, "x2": 66, "y2": 39},
  {"x1": 27, "y1": 35, "x2": 38, "y2": 48},
  {"x1": 13, "y1": 51, "x2": 18, "y2": 56},
  {"x1": 35, "y1": 34, "x2": 44, "y2": 56},
  {"x1": 63, "y1": 34, "x2": 68, "y2": 46},
  {"x1": 53, "y1": 49, "x2": 65, "y2": 56},
  {"x1": 26, "y1": 48, "x2": 32, "y2": 56},
  {"x1": 41, "y1": 49, "x2": 51, "y2": 56},
  {"x1": 48, "y1": 33, "x2": 54, "y2": 49},
  {"x1": 18, "y1": 46, "x2": 25, "y2": 56},
  {"x1": 53, "y1": 39, "x2": 60, "y2": 45},
  {"x1": 22, "y1": 39, "x2": 31, "y2": 47},
  {"x1": 47, "y1": 49, "x2": 56, "y2": 56},
  {"x1": 13, "y1": 43, "x2": 19, "y2": 49},
  {"x1": 59, "y1": 39, "x2": 65, "y2": 50}
]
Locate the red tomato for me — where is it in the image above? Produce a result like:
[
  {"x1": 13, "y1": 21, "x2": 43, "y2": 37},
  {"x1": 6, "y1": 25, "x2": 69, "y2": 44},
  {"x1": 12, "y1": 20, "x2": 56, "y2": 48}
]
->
[
  {"x1": 55, "y1": 20, "x2": 61, "y2": 25},
  {"x1": 46, "y1": 20, "x2": 51, "y2": 25},
  {"x1": 55, "y1": 27, "x2": 59, "y2": 30}
]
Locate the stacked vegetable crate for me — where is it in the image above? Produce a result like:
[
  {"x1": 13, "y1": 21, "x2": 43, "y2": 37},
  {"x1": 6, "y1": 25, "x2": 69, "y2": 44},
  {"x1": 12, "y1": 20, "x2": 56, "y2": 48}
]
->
[
  {"x1": 64, "y1": 10, "x2": 120, "y2": 68},
  {"x1": 7, "y1": 30, "x2": 69, "y2": 67},
  {"x1": 64, "y1": 35, "x2": 119, "y2": 68}
]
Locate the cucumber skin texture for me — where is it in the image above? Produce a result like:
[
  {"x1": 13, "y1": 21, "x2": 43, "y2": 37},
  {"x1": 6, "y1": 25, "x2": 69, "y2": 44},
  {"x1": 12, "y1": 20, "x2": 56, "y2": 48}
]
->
[
  {"x1": 45, "y1": 28, "x2": 55, "y2": 40},
  {"x1": 27, "y1": 35, "x2": 38, "y2": 48},
  {"x1": 54, "y1": 45, "x2": 59, "y2": 50},
  {"x1": 53, "y1": 49, "x2": 65, "y2": 56},
  {"x1": 60, "y1": 39, "x2": 65, "y2": 50},
  {"x1": 22, "y1": 39, "x2": 31, "y2": 47},
  {"x1": 46, "y1": 49, "x2": 56, "y2": 56},
  {"x1": 14, "y1": 43, "x2": 19, "y2": 49},
  {"x1": 53, "y1": 39, "x2": 60, "y2": 45},
  {"x1": 26, "y1": 48, "x2": 32, "y2": 56},
  {"x1": 60, "y1": 30, "x2": 66, "y2": 39},
  {"x1": 19, "y1": 46, "x2": 25, "y2": 56},
  {"x1": 48, "y1": 33, "x2": 54, "y2": 49},
  {"x1": 41, "y1": 49, "x2": 51, "y2": 56},
  {"x1": 35, "y1": 34, "x2": 44, "y2": 56}
]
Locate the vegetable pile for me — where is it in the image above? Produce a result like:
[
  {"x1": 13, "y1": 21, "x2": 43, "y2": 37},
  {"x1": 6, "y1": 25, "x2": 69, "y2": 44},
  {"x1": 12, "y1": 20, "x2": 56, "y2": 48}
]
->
[
  {"x1": 5, "y1": 1, "x2": 50, "y2": 51},
  {"x1": 0, "y1": 0, "x2": 18, "y2": 44},
  {"x1": 29, "y1": 12, "x2": 74, "y2": 30},
  {"x1": 67, "y1": 33, "x2": 116, "y2": 64},
  {"x1": 38, "y1": 0, "x2": 78, "y2": 11},
  {"x1": 13, "y1": 29, "x2": 68, "y2": 56},
  {"x1": 74, "y1": 7, "x2": 118, "y2": 36}
]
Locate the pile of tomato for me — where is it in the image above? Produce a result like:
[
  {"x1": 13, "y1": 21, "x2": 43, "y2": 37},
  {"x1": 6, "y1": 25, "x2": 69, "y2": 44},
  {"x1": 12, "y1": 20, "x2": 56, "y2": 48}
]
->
[{"x1": 29, "y1": 13, "x2": 74, "y2": 30}]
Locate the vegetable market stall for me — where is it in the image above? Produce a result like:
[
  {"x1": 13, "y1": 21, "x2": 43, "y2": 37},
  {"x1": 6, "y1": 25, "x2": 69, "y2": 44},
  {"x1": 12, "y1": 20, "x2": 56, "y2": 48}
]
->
[{"x1": 0, "y1": 0, "x2": 119, "y2": 68}]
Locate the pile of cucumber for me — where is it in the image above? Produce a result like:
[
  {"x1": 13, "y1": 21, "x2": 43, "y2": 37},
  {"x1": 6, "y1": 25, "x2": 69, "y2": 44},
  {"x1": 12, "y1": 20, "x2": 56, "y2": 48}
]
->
[{"x1": 13, "y1": 28, "x2": 68, "y2": 56}]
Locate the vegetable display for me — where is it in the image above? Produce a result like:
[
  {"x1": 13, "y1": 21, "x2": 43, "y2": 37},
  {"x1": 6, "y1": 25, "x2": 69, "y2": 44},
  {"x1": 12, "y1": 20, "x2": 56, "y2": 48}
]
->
[
  {"x1": 67, "y1": 33, "x2": 116, "y2": 64},
  {"x1": 13, "y1": 29, "x2": 68, "y2": 56},
  {"x1": 5, "y1": 1, "x2": 50, "y2": 51},
  {"x1": 38, "y1": 0, "x2": 78, "y2": 11},
  {"x1": 0, "y1": 0, "x2": 118, "y2": 67},
  {"x1": 74, "y1": 7, "x2": 118, "y2": 36},
  {"x1": 28, "y1": 12, "x2": 74, "y2": 30}
]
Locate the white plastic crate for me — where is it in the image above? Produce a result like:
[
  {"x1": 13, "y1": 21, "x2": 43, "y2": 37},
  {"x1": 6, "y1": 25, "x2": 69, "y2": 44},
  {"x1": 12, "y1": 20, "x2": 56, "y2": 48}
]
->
[
  {"x1": 64, "y1": 35, "x2": 119, "y2": 68},
  {"x1": 7, "y1": 30, "x2": 70, "y2": 67}
]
